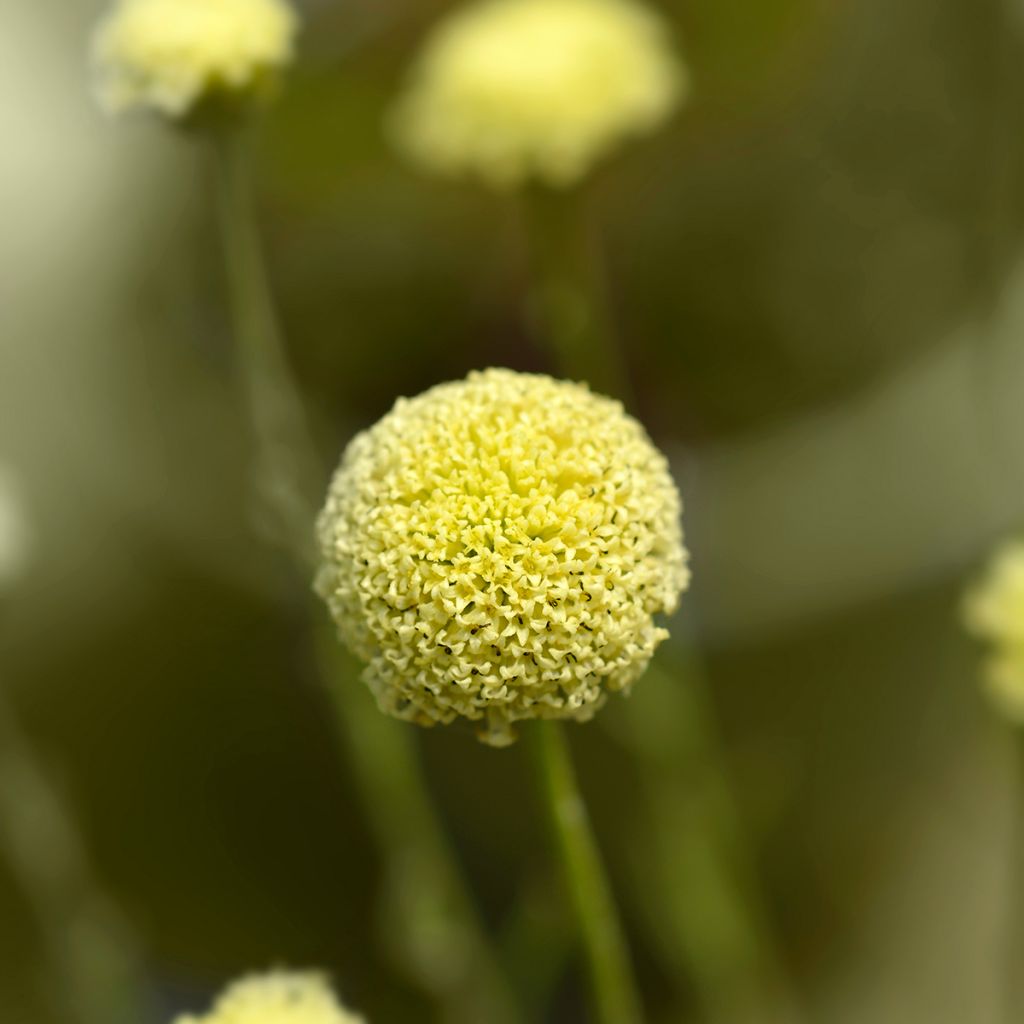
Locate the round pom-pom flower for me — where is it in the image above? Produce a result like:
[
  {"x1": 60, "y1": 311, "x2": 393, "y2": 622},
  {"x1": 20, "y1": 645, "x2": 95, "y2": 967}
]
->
[
  {"x1": 92, "y1": 0, "x2": 298, "y2": 119},
  {"x1": 391, "y1": 0, "x2": 686, "y2": 189},
  {"x1": 174, "y1": 971, "x2": 364, "y2": 1024},
  {"x1": 316, "y1": 369, "x2": 689, "y2": 746},
  {"x1": 964, "y1": 540, "x2": 1024, "y2": 722}
]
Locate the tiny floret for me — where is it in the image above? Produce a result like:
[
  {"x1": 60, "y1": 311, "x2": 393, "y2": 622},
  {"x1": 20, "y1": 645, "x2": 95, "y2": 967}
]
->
[
  {"x1": 964, "y1": 540, "x2": 1024, "y2": 722},
  {"x1": 174, "y1": 971, "x2": 364, "y2": 1024},
  {"x1": 316, "y1": 369, "x2": 689, "y2": 746},
  {"x1": 392, "y1": 0, "x2": 686, "y2": 189},
  {"x1": 92, "y1": 0, "x2": 298, "y2": 119}
]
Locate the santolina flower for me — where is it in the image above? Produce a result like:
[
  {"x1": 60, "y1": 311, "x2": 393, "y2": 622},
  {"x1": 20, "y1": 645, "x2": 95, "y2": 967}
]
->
[
  {"x1": 964, "y1": 540, "x2": 1024, "y2": 722},
  {"x1": 316, "y1": 369, "x2": 689, "y2": 746},
  {"x1": 391, "y1": 0, "x2": 686, "y2": 189},
  {"x1": 92, "y1": 0, "x2": 298, "y2": 119},
  {"x1": 174, "y1": 971, "x2": 364, "y2": 1024}
]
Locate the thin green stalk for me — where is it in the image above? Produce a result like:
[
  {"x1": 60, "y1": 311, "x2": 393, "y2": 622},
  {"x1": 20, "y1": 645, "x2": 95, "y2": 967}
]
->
[
  {"x1": 211, "y1": 126, "x2": 520, "y2": 1023},
  {"x1": 317, "y1": 634, "x2": 522, "y2": 1024},
  {"x1": 531, "y1": 719, "x2": 644, "y2": 1024},
  {"x1": 0, "y1": 688, "x2": 145, "y2": 1024},
  {"x1": 214, "y1": 125, "x2": 320, "y2": 571},
  {"x1": 521, "y1": 185, "x2": 631, "y2": 401}
]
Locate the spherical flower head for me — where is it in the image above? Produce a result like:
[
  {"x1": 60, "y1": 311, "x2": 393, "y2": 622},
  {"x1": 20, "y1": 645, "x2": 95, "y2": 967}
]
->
[
  {"x1": 391, "y1": 0, "x2": 686, "y2": 189},
  {"x1": 92, "y1": 0, "x2": 298, "y2": 120},
  {"x1": 316, "y1": 368, "x2": 689, "y2": 746},
  {"x1": 174, "y1": 971, "x2": 364, "y2": 1024}
]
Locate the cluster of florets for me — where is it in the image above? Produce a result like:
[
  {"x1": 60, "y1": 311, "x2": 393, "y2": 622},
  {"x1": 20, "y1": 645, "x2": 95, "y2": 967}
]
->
[
  {"x1": 174, "y1": 971, "x2": 364, "y2": 1024},
  {"x1": 316, "y1": 369, "x2": 689, "y2": 746},
  {"x1": 391, "y1": 0, "x2": 685, "y2": 189},
  {"x1": 92, "y1": 0, "x2": 298, "y2": 119},
  {"x1": 964, "y1": 541, "x2": 1024, "y2": 722}
]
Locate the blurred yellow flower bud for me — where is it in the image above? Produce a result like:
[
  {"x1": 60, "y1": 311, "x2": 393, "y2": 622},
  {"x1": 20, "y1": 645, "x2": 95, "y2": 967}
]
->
[
  {"x1": 964, "y1": 541, "x2": 1024, "y2": 647},
  {"x1": 316, "y1": 368, "x2": 689, "y2": 746},
  {"x1": 92, "y1": 0, "x2": 298, "y2": 119},
  {"x1": 391, "y1": 0, "x2": 686, "y2": 189},
  {"x1": 965, "y1": 541, "x2": 1024, "y2": 722},
  {"x1": 174, "y1": 971, "x2": 364, "y2": 1024}
]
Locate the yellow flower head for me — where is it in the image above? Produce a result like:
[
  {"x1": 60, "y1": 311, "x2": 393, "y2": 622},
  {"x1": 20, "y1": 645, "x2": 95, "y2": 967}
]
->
[
  {"x1": 964, "y1": 540, "x2": 1024, "y2": 722},
  {"x1": 174, "y1": 971, "x2": 364, "y2": 1024},
  {"x1": 316, "y1": 369, "x2": 689, "y2": 746},
  {"x1": 391, "y1": 0, "x2": 686, "y2": 189},
  {"x1": 92, "y1": 0, "x2": 298, "y2": 119}
]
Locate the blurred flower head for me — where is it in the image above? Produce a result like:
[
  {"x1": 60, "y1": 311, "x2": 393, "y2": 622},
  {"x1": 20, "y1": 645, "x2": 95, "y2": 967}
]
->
[
  {"x1": 391, "y1": 0, "x2": 685, "y2": 190},
  {"x1": 964, "y1": 540, "x2": 1024, "y2": 722},
  {"x1": 174, "y1": 971, "x2": 364, "y2": 1024},
  {"x1": 316, "y1": 368, "x2": 688, "y2": 746},
  {"x1": 0, "y1": 467, "x2": 31, "y2": 592},
  {"x1": 92, "y1": 0, "x2": 298, "y2": 120}
]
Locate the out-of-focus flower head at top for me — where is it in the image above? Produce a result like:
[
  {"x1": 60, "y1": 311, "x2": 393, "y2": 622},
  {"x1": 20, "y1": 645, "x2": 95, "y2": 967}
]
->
[
  {"x1": 316, "y1": 368, "x2": 689, "y2": 747},
  {"x1": 91, "y1": 0, "x2": 298, "y2": 120},
  {"x1": 0, "y1": 467, "x2": 31, "y2": 593},
  {"x1": 391, "y1": 0, "x2": 686, "y2": 190},
  {"x1": 964, "y1": 540, "x2": 1024, "y2": 722},
  {"x1": 173, "y1": 971, "x2": 365, "y2": 1024}
]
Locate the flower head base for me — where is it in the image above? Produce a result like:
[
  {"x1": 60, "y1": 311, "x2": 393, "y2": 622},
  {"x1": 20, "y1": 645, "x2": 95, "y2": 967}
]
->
[
  {"x1": 92, "y1": 0, "x2": 298, "y2": 119},
  {"x1": 392, "y1": 0, "x2": 685, "y2": 190},
  {"x1": 316, "y1": 369, "x2": 688, "y2": 746},
  {"x1": 174, "y1": 971, "x2": 364, "y2": 1024},
  {"x1": 964, "y1": 540, "x2": 1024, "y2": 723}
]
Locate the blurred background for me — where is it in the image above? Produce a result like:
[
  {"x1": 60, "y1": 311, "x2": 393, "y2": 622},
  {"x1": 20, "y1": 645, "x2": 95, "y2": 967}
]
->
[{"x1": 2, "y1": 0, "x2": 1024, "y2": 1021}]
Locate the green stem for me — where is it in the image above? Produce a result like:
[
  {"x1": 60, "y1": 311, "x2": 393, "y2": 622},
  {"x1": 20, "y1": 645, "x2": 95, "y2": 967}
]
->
[
  {"x1": 212, "y1": 126, "x2": 520, "y2": 1024},
  {"x1": 0, "y1": 689, "x2": 145, "y2": 1024},
  {"x1": 531, "y1": 720, "x2": 644, "y2": 1024},
  {"x1": 521, "y1": 185, "x2": 631, "y2": 401},
  {"x1": 214, "y1": 125, "x2": 320, "y2": 570},
  {"x1": 317, "y1": 635, "x2": 523, "y2": 1024}
]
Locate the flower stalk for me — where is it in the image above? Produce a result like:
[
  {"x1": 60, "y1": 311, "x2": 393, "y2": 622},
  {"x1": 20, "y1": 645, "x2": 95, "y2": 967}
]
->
[
  {"x1": 522, "y1": 185, "x2": 629, "y2": 400},
  {"x1": 0, "y1": 689, "x2": 145, "y2": 1024},
  {"x1": 213, "y1": 124, "x2": 320, "y2": 570},
  {"x1": 531, "y1": 720, "x2": 644, "y2": 1024}
]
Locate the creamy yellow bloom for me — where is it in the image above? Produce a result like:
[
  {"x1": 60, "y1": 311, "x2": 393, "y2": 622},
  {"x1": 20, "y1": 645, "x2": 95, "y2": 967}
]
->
[
  {"x1": 316, "y1": 368, "x2": 689, "y2": 746},
  {"x1": 174, "y1": 971, "x2": 364, "y2": 1024},
  {"x1": 92, "y1": 0, "x2": 298, "y2": 119},
  {"x1": 964, "y1": 541, "x2": 1024, "y2": 721},
  {"x1": 392, "y1": 0, "x2": 686, "y2": 189}
]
